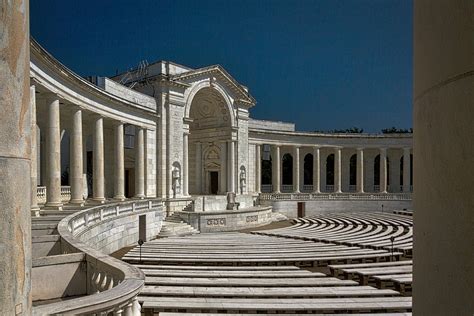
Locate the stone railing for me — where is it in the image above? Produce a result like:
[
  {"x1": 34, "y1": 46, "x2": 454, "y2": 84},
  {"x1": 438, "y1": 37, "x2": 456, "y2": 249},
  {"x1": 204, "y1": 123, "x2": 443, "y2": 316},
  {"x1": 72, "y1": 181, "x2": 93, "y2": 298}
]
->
[
  {"x1": 33, "y1": 199, "x2": 164, "y2": 316},
  {"x1": 302, "y1": 185, "x2": 313, "y2": 192},
  {"x1": 37, "y1": 186, "x2": 46, "y2": 204},
  {"x1": 259, "y1": 192, "x2": 412, "y2": 201},
  {"x1": 281, "y1": 185, "x2": 293, "y2": 192},
  {"x1": 261, "y1": 184, "x2": 273, "y2": 193},
  {"x1": 36, "y1": 185, "x2": 71, "y2": 204}
]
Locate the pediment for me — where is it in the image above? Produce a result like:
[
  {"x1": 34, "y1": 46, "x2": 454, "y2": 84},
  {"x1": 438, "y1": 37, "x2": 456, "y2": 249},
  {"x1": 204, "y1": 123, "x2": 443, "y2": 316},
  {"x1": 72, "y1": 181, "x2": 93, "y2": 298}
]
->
[{"x1": 170, "y1": 65, "x2": 256, "y2": 107}]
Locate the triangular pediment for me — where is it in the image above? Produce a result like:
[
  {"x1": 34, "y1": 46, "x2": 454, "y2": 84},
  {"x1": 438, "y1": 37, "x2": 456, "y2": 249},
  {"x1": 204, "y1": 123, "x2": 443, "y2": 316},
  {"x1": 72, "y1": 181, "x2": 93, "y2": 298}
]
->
[{"x1": 170, "y1": 65, "x2": 256, "y2": 107}]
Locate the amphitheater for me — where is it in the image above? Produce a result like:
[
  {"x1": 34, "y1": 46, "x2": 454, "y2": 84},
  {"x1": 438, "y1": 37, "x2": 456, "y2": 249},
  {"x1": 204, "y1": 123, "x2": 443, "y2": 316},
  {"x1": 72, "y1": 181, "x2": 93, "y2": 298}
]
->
[{"x1": 1, "y1": 2, "x2": 473, "y2": 316}]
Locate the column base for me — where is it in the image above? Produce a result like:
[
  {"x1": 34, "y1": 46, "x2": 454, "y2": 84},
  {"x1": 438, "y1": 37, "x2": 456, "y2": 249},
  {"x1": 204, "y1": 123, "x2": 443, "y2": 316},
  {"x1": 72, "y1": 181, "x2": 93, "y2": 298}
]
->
[
  {"x1": 92, "y1": 197, "x2": 106, "y2": 204},
  {"x1": 44, "y1": 202, "x2": 63, "y2": 210},
  {"x1": 114, "y1": 196, "x2": 126, "y2": 201},
  {"x1": 134, "y1": 195, "x2": 145, "y2": 199},
  {"x1": 30, "y1": 209, "x2": 41, "y2": 217},
  {"x1": 69, "y1": 199, "x2": 85, "y2": 206},
  {"x1": 312, "y1": 191, "x2": 321, "y2": 194}
]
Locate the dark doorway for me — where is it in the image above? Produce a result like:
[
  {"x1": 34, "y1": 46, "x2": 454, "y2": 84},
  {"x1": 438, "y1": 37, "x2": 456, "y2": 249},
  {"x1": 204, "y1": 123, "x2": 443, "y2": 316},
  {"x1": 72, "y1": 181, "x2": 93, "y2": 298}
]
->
[
  {"x1": 297, "y1": 202, "x2": 305, "y2": 218},
  {"x1": 210, "y1": 171, "x2": 218, "y2": 194},
  {"x1": 139, "y1": 215, "x2": 146, "y2": 242}
]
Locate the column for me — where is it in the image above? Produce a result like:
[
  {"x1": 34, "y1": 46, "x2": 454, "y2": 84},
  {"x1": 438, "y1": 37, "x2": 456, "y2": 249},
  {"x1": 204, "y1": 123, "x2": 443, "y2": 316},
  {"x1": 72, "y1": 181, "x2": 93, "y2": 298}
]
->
[
  {"x1": 219, "y1": 141, "x2": 227, "y2": 194},
  {"x1": 334, "y1": 147, "x2": 342, "y2": 193},
  {"x1": 195, "y1": 142, "x2": 202, "y2": 194},
  {"x1": 30, "y1": 85, "x2": 40, "y2": 211},
  {"x1": 356, "y1": 148, "x2": 364, "y2": 193},
  {"x1": 293, "y1": 146, "x2": 300, "y2": 193},
  {"x1": 272, "y1": 145, "x2": 281, "y2": 193},
  {"x1": 92, "y1": 116, "x2": 105, "y2": 202},
  {"x1": 182, "y1": 131, "x2": 189, "y2": 197},
  {"x1": 70, "y1": 108, "x2": 84, "y2": 205},
  {"x1": 114, "y1": 123, "x2": 125, "y2": 200},
  {"x1": 0, "y1": 2, "x2": 32, "y2": 313},
  {"x1": 312, "y1": 146, "x2": 321, "y2": 193},
  {"x1": 135, "y1": 127, "x2": 145, "y2": 198},
  {"x1": 227, "y1": 140, "x2": 235, "y2": 193},
  {"x1": 379, "y1": 148, "x2": 387, "y2": 193},
  {"x1": 414, "y1": 3, "x2": 473, "y2": 313},
  {"x1": 403, "y1": 147, "x2": 411, "y2": 193},
  {"x1": 255, "y1": 144, "x2": 261, "y2": 193},
  {"x1": 45, "y1": 97, "x2": 63, "y2": 209}
]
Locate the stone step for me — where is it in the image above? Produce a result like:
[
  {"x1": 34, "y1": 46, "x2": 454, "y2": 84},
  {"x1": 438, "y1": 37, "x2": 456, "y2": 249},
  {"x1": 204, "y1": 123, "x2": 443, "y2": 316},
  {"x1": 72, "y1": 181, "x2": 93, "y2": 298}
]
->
[{"x1": 159, "y1": 222, "x2": 199, "y2": 237}]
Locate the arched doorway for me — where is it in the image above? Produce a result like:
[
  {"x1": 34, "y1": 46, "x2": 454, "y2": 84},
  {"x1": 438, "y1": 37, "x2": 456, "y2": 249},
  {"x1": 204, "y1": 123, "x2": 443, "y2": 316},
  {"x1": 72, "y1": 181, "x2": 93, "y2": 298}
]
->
[
  {"x1": 349, "y1": 154, "x2": 357, "y2": 190},
  {"x1": 326, "y1": 154, "x2": 335, "y2": 191},
  {"x1": 282, "y1": 153, "x2": 293, "y2": 192},
  {"x1": 304, "y1": 153, "x2": 313, "y2": 191},
  {"x1": 187, "y1": 87, "x2": 233, "y2": 195}
]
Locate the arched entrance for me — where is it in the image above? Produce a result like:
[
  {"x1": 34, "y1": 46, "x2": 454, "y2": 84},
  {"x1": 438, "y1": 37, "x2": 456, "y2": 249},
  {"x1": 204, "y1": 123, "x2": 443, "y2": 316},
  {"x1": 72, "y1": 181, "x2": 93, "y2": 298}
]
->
[{"x1": 187, "y1": 87, "x2": 233, "y2": 195}]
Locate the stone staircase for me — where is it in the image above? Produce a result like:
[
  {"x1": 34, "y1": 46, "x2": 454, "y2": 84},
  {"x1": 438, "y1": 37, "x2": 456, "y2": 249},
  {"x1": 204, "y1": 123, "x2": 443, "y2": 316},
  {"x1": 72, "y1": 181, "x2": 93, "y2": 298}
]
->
[
  {"x1": 31, "y1": 210, "x2": 77, "y2": 258},
  {"x1": 159, "y1": 213, "x2": 199, "y2": 237}
]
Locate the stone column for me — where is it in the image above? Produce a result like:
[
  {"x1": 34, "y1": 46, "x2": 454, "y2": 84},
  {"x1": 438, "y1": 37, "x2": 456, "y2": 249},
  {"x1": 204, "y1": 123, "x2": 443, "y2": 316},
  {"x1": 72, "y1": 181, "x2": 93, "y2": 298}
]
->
[
  {"x1": 227, "y1": 140, "x2": 235, "y2": 193},
  {"x1": 182, "y1": 131, "x2": 189, "y2": 197},
  {"x1": 92, "y1": 116, "x2": 105, "y2": 202},
  {"x1": 134, "y1": 127, "x2": 145, "y2": 198},
  {"x1": 0, "y1": 1, "x2": 32, "y2": 313},
  {"x1": 255, "y1": 144, "x2": 261, "y2": 193},
  {"x1": 414, "y1": 2, "x2": 474, "y2": 313},
  {"x1": 195, "y1": 142, "x2": 202, "y2": 194},
  {"x1": 30, "y1": 85, "x2": 40, "y2": 212},
  {"x1": 219, "y1": 141, "x2": 227, "y2": 194},
  {"x1": 293, "y1": 146, "x2": 300, "y2": 193},
  {"x1": 69, "y1": 108, "x2": 84, "y2": 205},
  {"x1": 45, "y1": 97, "x2": 63, "y2": 209},
  {"x1": 356, "y1": 148, "x2": 364, "y2": 193},
  {"x1": 312, "y1": 146, "x2": 320, "y2": 193},
  {"x1": 334, "y1": 147, "x2": 342, "y2": 193},
  {"x1": 379, "y1": 148, "x2": 387, "y2": 193},
  {"x1": 272, "y1": 145, "x2": 281, "y2": 193},
  {"x1": 403, "y1": 147, "x2": 411, "y2": 192},
  {"x1": 114, "y1": 122, "x2": 125, "y2": 200}
]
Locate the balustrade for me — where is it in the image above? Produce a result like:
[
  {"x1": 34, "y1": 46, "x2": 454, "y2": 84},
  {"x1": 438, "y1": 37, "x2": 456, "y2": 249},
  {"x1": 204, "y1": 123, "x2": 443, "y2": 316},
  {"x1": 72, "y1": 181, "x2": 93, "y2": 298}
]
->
[
  {"x1": 33, "y1": 198, "x2": 164, "y2": 315},
  {"x1": 281, "y1": 185, "x2": 293, "y2": 193},
  {"x1": 261, "y1": 184, "x2": 273, "y2": 193},
  {"x1": 302, "y1": 185, "x2": 313, "y2": 192},
  {"x1": 325, "y1": 185, "x2": 334, "y2": 192},
  {"x1": 259, "y1": 192, "x2": 412, "y2": 201}
]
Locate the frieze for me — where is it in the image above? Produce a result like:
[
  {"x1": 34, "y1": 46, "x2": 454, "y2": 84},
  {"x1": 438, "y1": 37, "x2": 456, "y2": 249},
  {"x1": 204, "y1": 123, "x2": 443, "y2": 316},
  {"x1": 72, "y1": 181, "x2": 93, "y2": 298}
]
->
[
  {"x1": 207, "y1": 218, "x2": 226, "y2": 226},
  {"x1": 246, "y1": 215, "x2": 258, "y2": 223}
]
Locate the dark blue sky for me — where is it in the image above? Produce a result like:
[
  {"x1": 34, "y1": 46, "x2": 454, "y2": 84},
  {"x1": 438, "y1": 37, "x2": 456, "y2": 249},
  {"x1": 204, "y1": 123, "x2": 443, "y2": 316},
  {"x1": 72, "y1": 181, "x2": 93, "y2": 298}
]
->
[{"x1": 30, "y1": 0, "x2": 412, "y2": 132}]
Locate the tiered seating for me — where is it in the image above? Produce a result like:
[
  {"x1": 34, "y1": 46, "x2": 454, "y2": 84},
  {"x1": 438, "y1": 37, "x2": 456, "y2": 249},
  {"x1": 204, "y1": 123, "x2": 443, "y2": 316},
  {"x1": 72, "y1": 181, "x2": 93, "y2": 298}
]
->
[
  {"x1": 253, "y1": 212, "x2": 413, "y2": 257},
  {"x1": 123, "y1": 232, "x2": 401, "y2": 267},
  {"x1": 122, "y1": 230, "x2": 412, "y2": 314},
  {"x1": 329, "y1": 261, "x2": 413, "y2": 295},
  {"x1": 133, "y1": 264, "x2": 410, "y2": 314}
]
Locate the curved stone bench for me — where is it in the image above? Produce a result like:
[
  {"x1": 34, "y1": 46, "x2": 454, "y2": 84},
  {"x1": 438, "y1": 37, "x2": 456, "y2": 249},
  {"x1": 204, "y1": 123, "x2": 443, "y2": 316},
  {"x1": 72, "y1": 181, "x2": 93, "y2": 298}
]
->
[{"x1": 33, "y1": 199, "x2": 164, "y2": 315}]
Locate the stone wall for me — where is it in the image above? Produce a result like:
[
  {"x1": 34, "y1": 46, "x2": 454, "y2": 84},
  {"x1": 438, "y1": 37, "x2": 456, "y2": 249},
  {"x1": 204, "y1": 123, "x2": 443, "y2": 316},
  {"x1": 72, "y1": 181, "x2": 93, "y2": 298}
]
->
[
  {"x1": 249, "y1": 119, "x2": 295, "y2": 132},
  {"x1": 75, "y1": 209, "x2": 164, "y2": 255},
  {"x1": 179, "y1": 206, "x2": 273, "y2": 233},
  {"x1": 263, "y1": 200, "x2": 412, "y2": 218}
]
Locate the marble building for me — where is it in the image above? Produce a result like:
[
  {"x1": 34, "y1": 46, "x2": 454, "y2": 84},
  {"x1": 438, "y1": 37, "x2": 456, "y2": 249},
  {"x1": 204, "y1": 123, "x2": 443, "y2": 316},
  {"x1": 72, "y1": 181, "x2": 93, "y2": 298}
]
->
[
  {"x1": 30, "y1": 38, "x2": 413, "y2": 215},
  {"x1": 3, "y1": 1, "x2": 473, "y2": 315}
]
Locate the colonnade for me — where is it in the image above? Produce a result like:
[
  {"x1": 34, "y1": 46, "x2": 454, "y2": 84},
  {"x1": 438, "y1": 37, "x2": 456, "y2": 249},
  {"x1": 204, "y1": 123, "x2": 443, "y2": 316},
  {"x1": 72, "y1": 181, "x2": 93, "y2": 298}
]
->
[
  {"x1": 30, "y1": 86, "x2": 147, "y2": 210},
  {"x1": 255, "y1": 144, "x2": 412, "y2": 194}
]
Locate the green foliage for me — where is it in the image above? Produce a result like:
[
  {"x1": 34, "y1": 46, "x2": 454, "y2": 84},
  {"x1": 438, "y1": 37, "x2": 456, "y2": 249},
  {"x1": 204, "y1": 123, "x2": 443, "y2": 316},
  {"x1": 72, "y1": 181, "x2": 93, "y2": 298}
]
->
[
  {"x1": 313, "y1": 127, "x2": 364, "y2": 134},
  {"x1": 381, "y1": 127, "x2": 413, "y2": 134}
]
